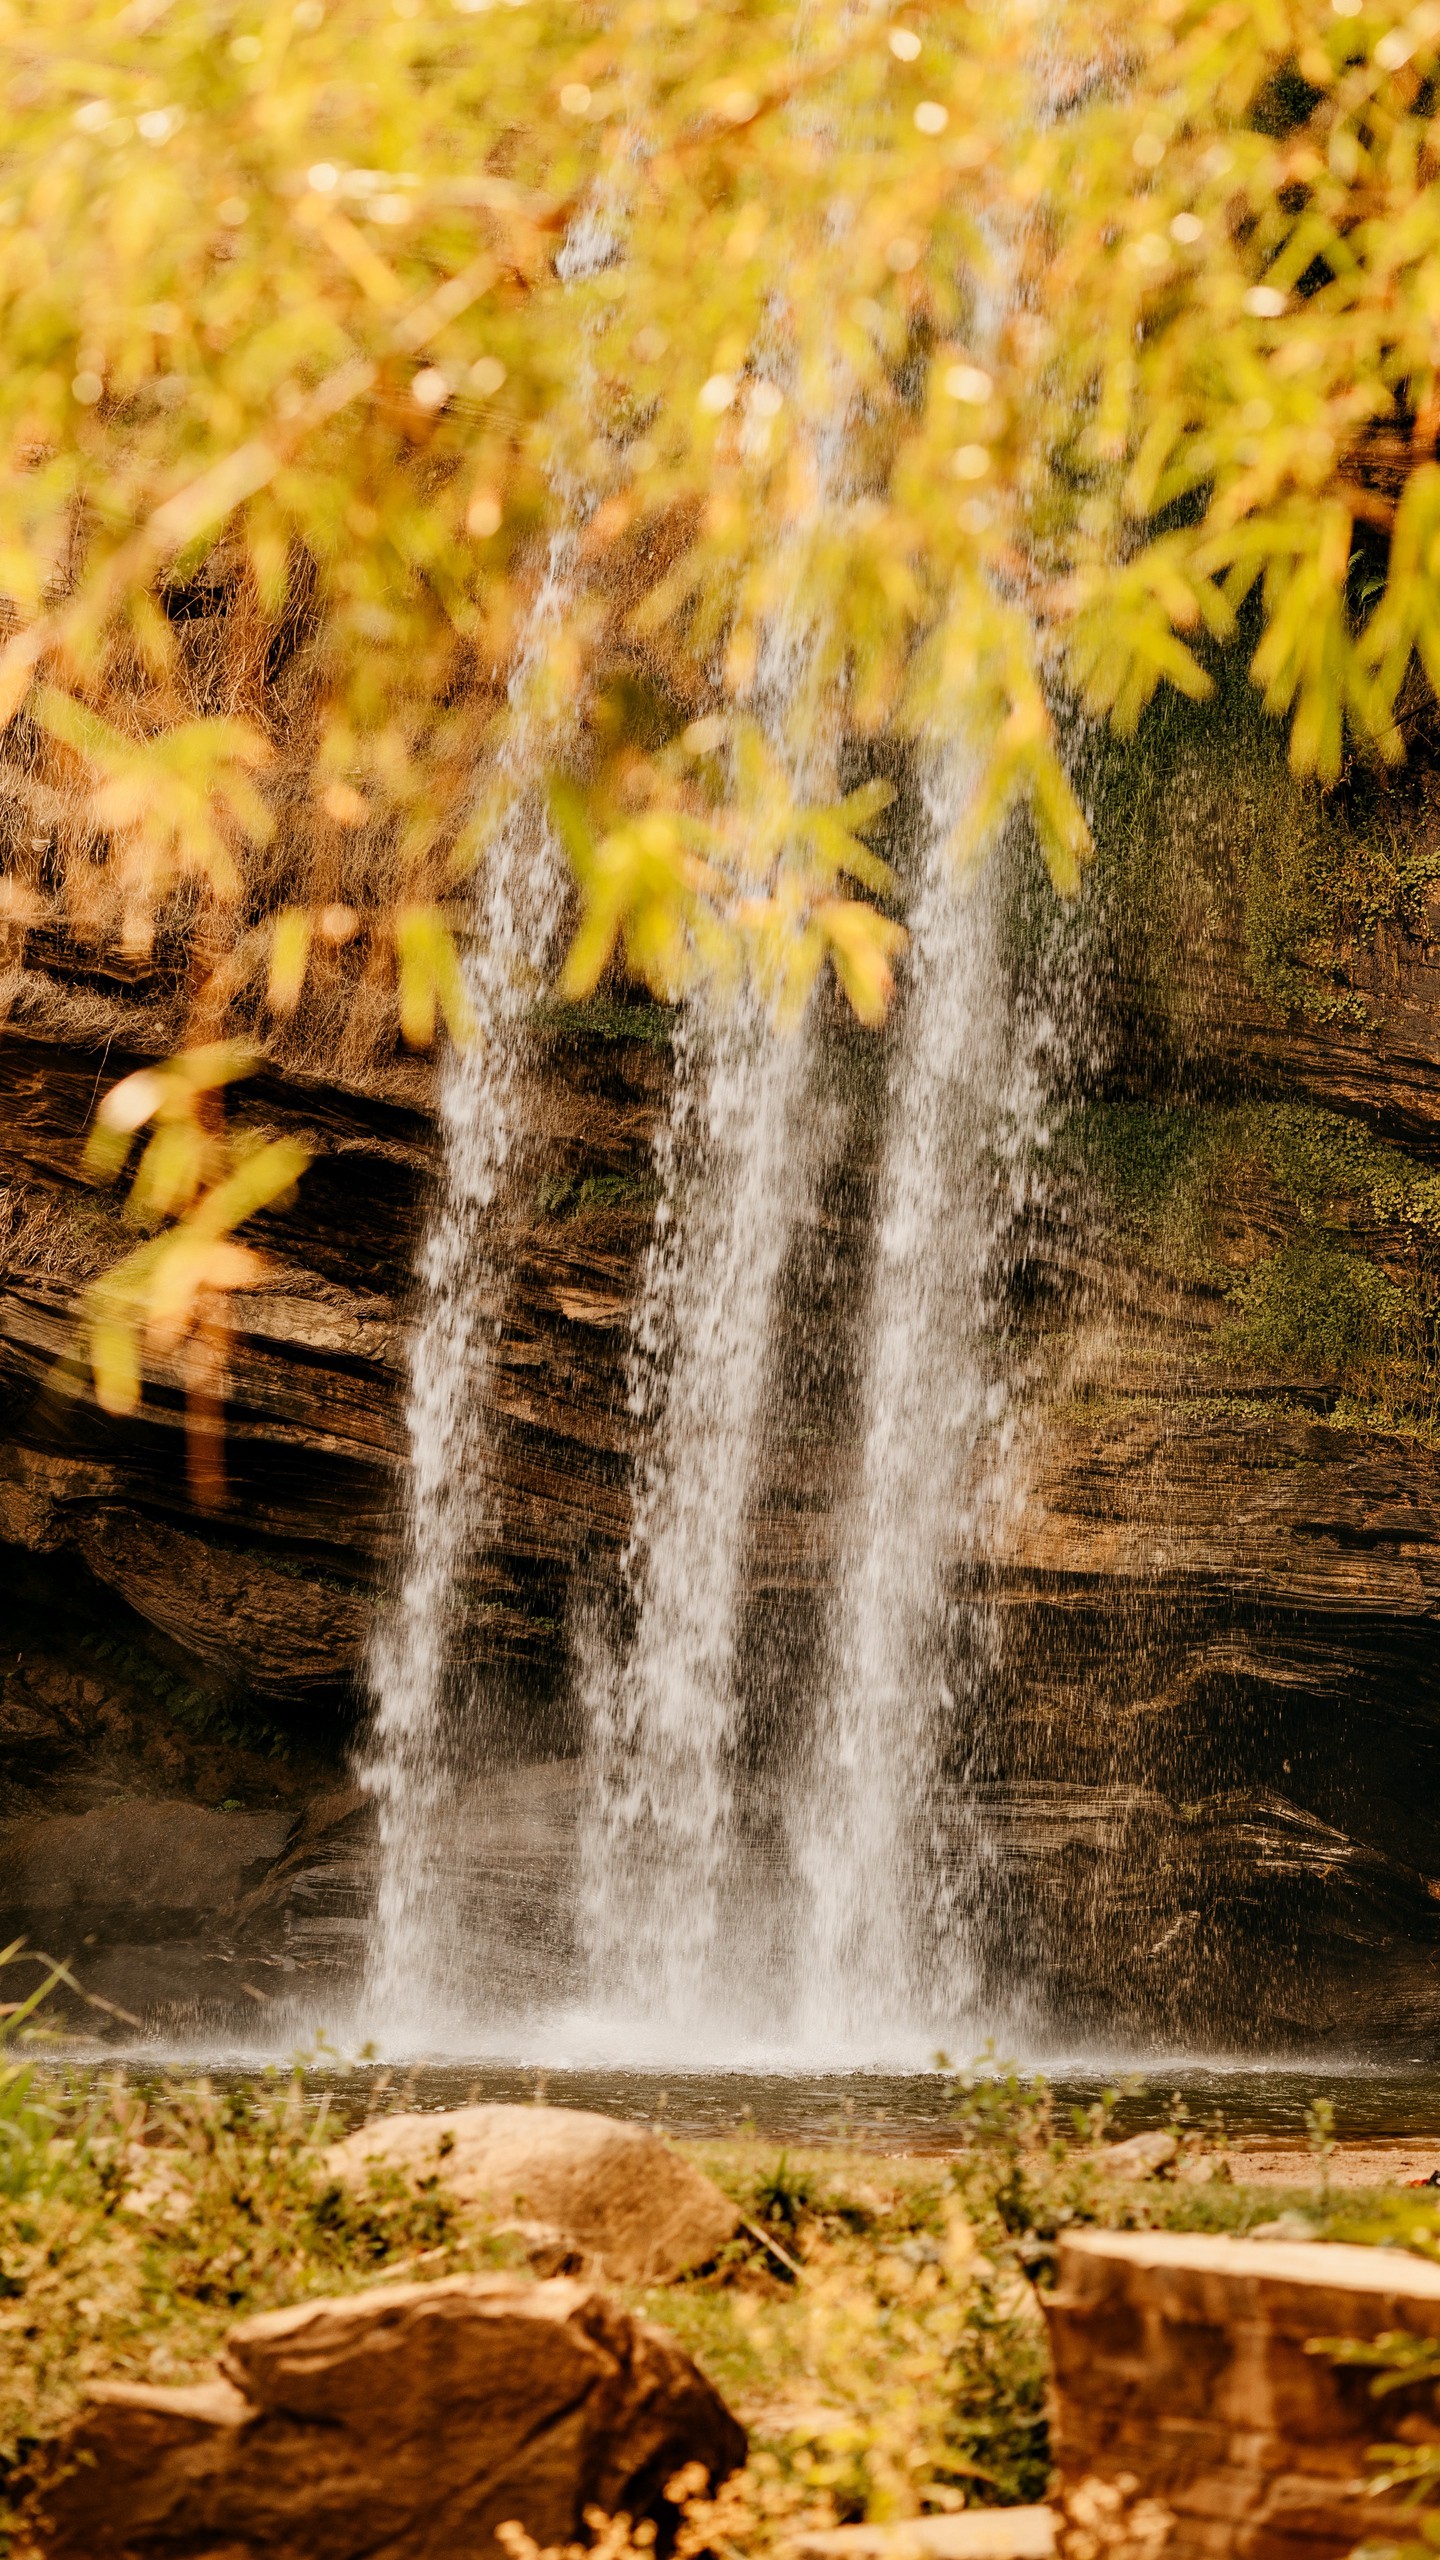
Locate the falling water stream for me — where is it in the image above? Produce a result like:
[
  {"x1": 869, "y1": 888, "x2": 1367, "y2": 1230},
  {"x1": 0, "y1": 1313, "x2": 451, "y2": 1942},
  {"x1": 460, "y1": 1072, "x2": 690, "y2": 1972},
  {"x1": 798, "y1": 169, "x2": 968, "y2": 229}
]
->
[
  {"x1": 358, "y1": 151, "x2": 1069, "y2": 2069},
  {"x1": 794, "y1": 768, "x2": 1058, "y2": 2054},
  {"x1": 359, "y1": 200, "x2": 617, "y2": 2044},
  {"x1": 569, "y1": 777, "x2": 1066, "y2": 2060},
  {"x1": 573, "y1": 451, "x2": 852, "y2": 2050},
  {"x1": 578, "y1": 996, "x2": 821, "y2": 2040},
  {"x1": 357, "y1": 580, "x2": 570, "y2": 2040}
]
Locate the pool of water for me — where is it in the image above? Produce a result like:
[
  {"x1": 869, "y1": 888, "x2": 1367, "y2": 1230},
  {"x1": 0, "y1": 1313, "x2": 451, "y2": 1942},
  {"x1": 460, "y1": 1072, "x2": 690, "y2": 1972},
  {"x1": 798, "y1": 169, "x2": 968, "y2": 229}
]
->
[{"x1": 73, "y1": 2055, "x2": 1440, "y2": 2148}]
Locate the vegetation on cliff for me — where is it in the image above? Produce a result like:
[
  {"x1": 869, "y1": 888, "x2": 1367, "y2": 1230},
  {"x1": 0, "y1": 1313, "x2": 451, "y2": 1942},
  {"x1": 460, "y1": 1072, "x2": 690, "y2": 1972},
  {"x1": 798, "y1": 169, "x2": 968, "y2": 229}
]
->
[{"x1": 1083, "y1": 1097, "x2": 1440, "y2": 1433}]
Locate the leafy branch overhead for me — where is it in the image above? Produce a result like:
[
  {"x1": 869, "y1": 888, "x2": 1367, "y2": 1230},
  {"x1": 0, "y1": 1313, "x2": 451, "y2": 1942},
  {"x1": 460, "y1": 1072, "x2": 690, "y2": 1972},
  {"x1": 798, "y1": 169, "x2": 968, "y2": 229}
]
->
[
  {"x1": 4, "y1": 0, "x2": 1440, "y2": 1435},
  {"x1": 552, "y1": 737, "x2": 902, "y2": 1023},
  {"x1": 63, "y1": 1046, "x2": 308, "y2": 1502}
]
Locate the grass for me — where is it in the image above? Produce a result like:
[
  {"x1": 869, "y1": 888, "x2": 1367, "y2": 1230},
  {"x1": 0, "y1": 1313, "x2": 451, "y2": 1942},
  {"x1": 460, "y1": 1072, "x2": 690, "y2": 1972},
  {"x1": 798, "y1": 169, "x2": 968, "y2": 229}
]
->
[{"x1": 6, "y1": 2013, "x2": 1440, "y2": 2553}]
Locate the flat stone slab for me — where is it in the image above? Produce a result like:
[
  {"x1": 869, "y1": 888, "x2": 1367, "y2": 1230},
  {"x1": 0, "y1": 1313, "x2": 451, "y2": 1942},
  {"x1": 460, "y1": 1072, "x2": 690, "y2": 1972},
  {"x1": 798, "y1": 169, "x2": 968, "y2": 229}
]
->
[
  {"x1": 0, "y1": 1801, "x2": 293, "y2": 1929},
  {"x1": 1046, "y1": 2228, "x2": 1440, "y2": 2560},
  {"x1": 1227, "y1": 2144, "x2": 1440, "y2": 2189}
]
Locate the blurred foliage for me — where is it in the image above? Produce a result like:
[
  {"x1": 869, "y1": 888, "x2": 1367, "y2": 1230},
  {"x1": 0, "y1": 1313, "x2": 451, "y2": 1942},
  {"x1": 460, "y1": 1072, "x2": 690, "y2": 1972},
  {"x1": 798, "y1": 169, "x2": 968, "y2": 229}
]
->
[
  {"x1": 62, "y1": 1043, "x2": 308, "y2": 1498},
  {"x1": 0, "y1": 1999, "x2": 525, "y2": 2527},
  {"x1": 7, "y1": 0, "x2": 1440, "y2": 1427},
  {"x1": 1311, "y1": 2331, "x2": 1440, "y2": 2560}
]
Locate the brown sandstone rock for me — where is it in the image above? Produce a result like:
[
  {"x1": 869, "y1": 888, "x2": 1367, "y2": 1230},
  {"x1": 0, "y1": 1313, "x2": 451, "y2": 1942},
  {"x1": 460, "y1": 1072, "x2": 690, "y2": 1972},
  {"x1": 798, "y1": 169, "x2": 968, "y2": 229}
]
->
[
  {"x1": 1100, "y1": 2133, "x2": 1178, "y2": 2180},
  {"x1": 34, "y1": 2268, "x2": 746, "y2": 2560},
  {"x1": 324, "y1": 2103, "x2": 740, "y2": 2282},
  {"x1": 1045, "y1": 2228, "x2": 1440, "y2": 2560},
  {"x1": 0, "y1": 1800, "x2": 294, "y2": 1939}
]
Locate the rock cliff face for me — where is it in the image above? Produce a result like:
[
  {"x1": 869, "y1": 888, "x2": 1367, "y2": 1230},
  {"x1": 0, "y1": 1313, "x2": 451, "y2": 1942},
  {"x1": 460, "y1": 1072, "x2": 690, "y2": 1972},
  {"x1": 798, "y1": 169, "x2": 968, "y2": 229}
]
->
[
  {"x1": 4, "y1": 823, "x2": 1440, "y2": 2049},
  {"x1": 0, "y1": 964, "x2": 663, "y2": 2028},
  {"x1": 0, "y1": 975, "x2": 666, "y2": 1711},
  {"x1": 980, "y1": 847, "x2": 1440, "y2": 2050}
]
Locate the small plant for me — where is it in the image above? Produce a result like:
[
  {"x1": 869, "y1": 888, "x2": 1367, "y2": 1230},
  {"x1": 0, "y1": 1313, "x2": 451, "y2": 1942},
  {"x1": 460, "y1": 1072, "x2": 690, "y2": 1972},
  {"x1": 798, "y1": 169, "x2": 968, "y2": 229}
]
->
[
  {"x1": 1306, "y1": 2099, "x2": 1338, "y2": 2205},
  {"x1": 752, "y1": 2155, "x2": 818, "y2": 2237},
  {"x1": 940, "y1": 2053, "x2": 1061, "y2": 2239},
  {"x1": 1311, "y1": 2333, "x2": 1440, "y2": 2560},
  {"x1": 1230, "y1": 1244, "x2": 1418, "y2": 1374},
  {"x1": 0, "y1": 1955, "x2": 514, "y2": 2536}
]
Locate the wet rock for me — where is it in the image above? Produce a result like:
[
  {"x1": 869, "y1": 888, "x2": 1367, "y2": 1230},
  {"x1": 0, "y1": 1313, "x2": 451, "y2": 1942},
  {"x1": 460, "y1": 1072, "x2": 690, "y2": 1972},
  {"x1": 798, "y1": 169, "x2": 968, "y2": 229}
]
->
[
  {"x1": 1045, "y1": 2227, "x2": 1440, "y2": 2560},
  {"x1": 0, "y1": 995, "x2": 665, "y2": 1705},
  {"x1": 0, "y1": 1798, "x2": 293, "y2": 1938},
  {"x1": 325, "y1": 2104, "x2": 741, "y2": 2283},
  {"x1": 76, "y1": 1507, "x2": 376, "y2": 1699},
  {"x1": 33, "y1": 2270, "x2": 747, "y2": 2560},
  {"x1": 0, "y1": 1689, "x2": 71, "y2": 1777},
  {"x1": 0, "y1": 1796, "x2": 302, "y2": 2029},
  {"x1": 14, "y1": 896, "x2": 1440, "y2": 2049}
]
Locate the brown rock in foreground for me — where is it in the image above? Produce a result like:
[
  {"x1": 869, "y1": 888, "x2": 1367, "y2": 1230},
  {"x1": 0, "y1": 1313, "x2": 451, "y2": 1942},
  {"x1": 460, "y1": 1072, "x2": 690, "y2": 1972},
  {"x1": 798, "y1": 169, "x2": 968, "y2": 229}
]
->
[
  {"x1": 33, "y1": 2269, "x2": 747, "y2": 2560},
  {"x1": 788, "y1": 2514, "x2": 1057, "y2": 2559},
  {"x1": 1046, "y1": 2228, "x2": 1440, "y2": 2560},
  {"x1": 324, "y1": 2103, "x2": 741, "y2": 2282}
]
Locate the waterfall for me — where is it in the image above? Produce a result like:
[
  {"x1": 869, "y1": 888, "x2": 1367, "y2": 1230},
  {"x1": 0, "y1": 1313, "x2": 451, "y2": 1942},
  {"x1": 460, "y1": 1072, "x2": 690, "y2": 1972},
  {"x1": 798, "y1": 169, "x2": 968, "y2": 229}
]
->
[
  {"x1": 574, "y1": 596, "x2": 842, "y2": 2046},
  {"x1": 357, "y1": 554, "x2": 571, "y2": 2042},
  {"x1": 570, "y1": 757, "x2": 1063, "y2": 2062},
  {"x1": 355, "y1": 159, "x2": 1072, "y2": 2066},
  {"x1": 357, "y1": 184, "x2": 625, "y2": 2044},
  {"x1": 577, "y1": 996, "x2": 817, "y2": 2044},
  {"x1": 796, "y1": 769, "x2": 1058, "y2": 2051},
  {"x1": 563, "y1": 90, "x2": 1071, "y2": 2052}
]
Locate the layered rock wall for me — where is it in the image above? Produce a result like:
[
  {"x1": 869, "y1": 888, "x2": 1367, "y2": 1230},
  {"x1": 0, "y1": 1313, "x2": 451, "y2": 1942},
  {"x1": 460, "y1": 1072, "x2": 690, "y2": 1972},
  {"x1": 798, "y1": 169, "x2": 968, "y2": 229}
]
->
[{"x1": 5, "y1": 798, "x2": 1440, "y2": 2045}]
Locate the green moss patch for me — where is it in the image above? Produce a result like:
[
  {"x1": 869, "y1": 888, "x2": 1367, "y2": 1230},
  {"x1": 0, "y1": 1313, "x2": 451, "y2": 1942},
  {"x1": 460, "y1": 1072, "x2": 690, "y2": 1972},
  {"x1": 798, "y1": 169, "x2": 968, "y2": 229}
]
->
[{"x1": 1078, "y1": 1099, "x2": 1440, "y2": 1429}]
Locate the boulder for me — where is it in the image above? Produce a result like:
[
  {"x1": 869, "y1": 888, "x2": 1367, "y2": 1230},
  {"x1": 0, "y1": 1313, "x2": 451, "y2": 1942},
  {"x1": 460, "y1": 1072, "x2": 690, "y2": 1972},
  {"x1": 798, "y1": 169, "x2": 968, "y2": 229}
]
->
[
  {"x1": 1100, "y1": 2132, "x2": 1178, "y2": 2180},
  {"x1": 325, "y1": 2103, "x2": 740, "y2": 2283},
  {"x1": 1045, "y1": 2227, "x2": 1440, "y2": 2560},
  {"x1": 33, "y1": 2269, "x2": 747, "y2": 2560}
]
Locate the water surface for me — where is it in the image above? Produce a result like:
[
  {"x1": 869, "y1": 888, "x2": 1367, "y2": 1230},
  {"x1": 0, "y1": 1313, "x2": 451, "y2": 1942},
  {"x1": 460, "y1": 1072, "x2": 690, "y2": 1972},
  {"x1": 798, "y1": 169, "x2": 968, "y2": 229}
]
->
[{"x1": 86, "y1": 2054, "x2": 1440, "y2": 2150}]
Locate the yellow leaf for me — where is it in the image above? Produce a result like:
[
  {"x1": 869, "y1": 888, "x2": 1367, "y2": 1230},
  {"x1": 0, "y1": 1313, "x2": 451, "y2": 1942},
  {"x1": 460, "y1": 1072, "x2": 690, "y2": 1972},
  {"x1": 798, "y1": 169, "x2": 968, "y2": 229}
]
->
[
  {"x1": 817, "y1": 899, "x2": 908, "y2": 1027},
  {"x1": 394, "y1": 905, "x2": 475, "y2": 1046},
  {"x1": 268, "y1": 907, "x2": 313, "y2": 1015},
  {"x1": 190, "y1": 1137, "x2": 311, "y2": 1241},
  {"x1": 127, "y1": 1120, "x2": 208, "y2": 1227},
  {"x1": 91, "y1": 1317, "x2": 142, "y2": 1416},
  {"x1": 85, "y1": 1068, "x2": 168, "y2": 1179}
]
